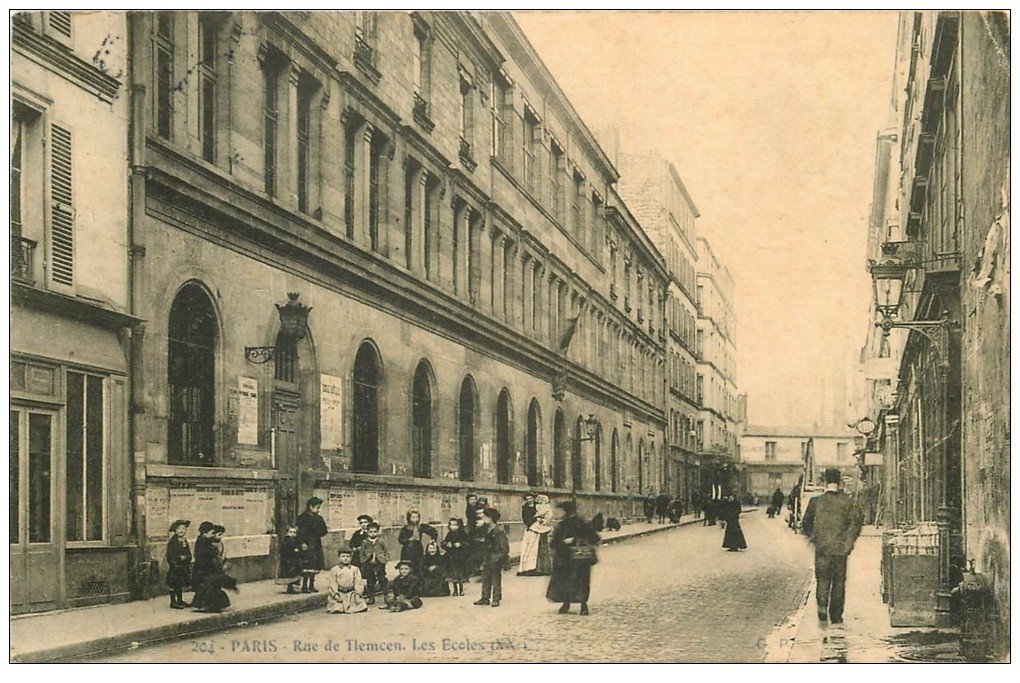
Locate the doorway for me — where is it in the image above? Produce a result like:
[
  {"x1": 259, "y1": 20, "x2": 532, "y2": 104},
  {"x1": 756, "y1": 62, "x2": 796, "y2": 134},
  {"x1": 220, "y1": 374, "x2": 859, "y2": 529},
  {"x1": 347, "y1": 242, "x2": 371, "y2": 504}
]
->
[{"x1": 10, "y1": 407, "x2": 61, "y2": 614}]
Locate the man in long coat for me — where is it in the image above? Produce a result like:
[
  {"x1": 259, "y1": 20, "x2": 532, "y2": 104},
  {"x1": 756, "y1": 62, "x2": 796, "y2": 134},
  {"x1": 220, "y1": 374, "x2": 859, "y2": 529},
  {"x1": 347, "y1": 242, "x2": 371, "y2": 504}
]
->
[{"x1": 801, "y1": 468, "x2": 863, "y2": 624}]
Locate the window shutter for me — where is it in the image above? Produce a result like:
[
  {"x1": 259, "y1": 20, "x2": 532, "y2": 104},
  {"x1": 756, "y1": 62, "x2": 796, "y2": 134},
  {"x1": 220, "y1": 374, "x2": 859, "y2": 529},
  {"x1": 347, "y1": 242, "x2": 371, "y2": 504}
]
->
[
  {"x1": 48, "y1": 11, "x2": 72, "y2": 39},
  {"x1": 50, "y1": 123, "x2": 74, "y2": 287}
]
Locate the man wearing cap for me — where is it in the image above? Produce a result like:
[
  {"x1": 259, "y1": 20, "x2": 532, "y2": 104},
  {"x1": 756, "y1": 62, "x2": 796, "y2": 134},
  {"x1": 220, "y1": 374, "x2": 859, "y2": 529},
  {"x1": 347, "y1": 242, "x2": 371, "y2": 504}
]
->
[
  {"x1": 801, "y1": 468, "x2": 863, "y2": 624},
  {"x1": 474, "y1": 507, "x2": 510, "y2": 607}
]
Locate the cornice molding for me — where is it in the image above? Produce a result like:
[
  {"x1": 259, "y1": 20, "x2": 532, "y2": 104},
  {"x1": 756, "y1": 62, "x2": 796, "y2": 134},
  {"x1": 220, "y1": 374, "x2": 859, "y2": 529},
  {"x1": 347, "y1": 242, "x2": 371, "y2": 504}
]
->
[{"x1": 12, "y1": 21, "x2": 122, "y2": 103}]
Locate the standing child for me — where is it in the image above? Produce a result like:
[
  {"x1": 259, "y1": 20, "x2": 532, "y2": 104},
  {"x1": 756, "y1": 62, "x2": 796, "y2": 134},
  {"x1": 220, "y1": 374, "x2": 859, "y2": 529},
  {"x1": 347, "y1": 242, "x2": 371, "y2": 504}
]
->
[
  {"x1": 441, "y1": 518, "x2": 469, "y2": 596},
  {"x1": 326, "y1": 543, "x2": 368, "y2": 614},
  {"x1": 358, "y1": 521, "x2": 389, "y2": 605},
  {"x1": 349, "y1": 514, "x2": 373, "y2": 569},
  {"x1": 165, "y1": 519, "x2": 192, "y2": 609},
  {"x1": 190, "y1": 521, "x2": 217, "y2": 608},
  {"x1": 276, "y1": 525, "x2": 302, "y2": 594},
  {"x1": 474, "y1": 508, "x2": 510, "y2": 607},
  {"x1": 420, "y1": 540, "x2": 449, "y2": 597},
  {"x1": 397, "y1": 509, "x2": 437, "y2": 576},
  {"x1": 383, "y1": 560, "x2": 422, "y2": 612},
  {"x1": 296, "y1": 497, "x2": 328, "y2": 593}
]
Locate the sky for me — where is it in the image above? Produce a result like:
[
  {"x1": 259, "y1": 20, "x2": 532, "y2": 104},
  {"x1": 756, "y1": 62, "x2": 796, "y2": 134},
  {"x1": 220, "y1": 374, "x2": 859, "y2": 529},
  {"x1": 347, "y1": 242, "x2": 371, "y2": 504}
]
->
[{"x1": 514, "y1": 10, "x2": 901, "y2": 427}]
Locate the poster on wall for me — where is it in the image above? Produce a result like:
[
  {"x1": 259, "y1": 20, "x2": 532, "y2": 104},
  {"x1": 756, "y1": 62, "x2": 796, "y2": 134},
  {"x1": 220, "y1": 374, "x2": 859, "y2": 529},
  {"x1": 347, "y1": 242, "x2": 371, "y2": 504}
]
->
[
  {"x1": 236, "y1": 377, "x2": 259, "y2": 445},
  {"x1": 320, "y1": 374, "x2": 343, "y2": 451}
]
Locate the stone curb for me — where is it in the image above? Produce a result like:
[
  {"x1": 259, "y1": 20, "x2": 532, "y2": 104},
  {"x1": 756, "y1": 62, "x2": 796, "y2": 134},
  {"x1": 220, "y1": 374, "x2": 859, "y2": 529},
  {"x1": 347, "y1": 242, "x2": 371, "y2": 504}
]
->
[{"x1": 13, "y1": 516, "x2": 712, "y2": 663}]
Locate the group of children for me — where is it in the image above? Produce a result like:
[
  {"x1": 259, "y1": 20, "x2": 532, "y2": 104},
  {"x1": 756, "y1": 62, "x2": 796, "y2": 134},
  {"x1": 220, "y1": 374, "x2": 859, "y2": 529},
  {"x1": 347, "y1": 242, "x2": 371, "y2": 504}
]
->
[
  {"x1": 313, "y1": 503, "x2": 510, "y2": 614},
  {"x1": 165, "y1": 519, "x2": 239, "y2": 613}
]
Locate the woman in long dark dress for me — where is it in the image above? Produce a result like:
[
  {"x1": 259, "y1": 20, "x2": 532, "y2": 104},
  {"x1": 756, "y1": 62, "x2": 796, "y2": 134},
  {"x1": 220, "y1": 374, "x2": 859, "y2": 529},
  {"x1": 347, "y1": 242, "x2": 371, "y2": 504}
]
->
[
  {"x1": 296, "y1": 497, "x2": 328, "y2": 592},
  {"x1": 721, "y1": 494, "x2": 747, "y2": 551},
  {"x1": 546, "y1": 501, "x2": 600, "y2": 615}
]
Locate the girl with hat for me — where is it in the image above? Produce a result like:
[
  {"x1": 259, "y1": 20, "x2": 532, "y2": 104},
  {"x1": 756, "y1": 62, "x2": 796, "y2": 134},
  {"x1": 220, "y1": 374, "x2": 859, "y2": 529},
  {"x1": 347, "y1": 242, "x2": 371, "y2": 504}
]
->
[
  {"x1": 296, "y1": 496, "x2": 328, "y2": 593},
  {"x1": 165, "y1": 519, "x2": 192, "y2": 609},
  {"x1": 325, "y1": 543, "x2": 368, "y2": 614}
]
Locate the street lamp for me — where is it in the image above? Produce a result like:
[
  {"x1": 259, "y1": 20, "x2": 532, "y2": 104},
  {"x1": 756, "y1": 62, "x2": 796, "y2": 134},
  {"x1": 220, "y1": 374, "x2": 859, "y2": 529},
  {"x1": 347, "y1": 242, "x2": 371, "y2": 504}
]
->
[
  {"x1": 574, "y1": 414, "x2": 599, "y2": 504},
  {"x1": 244, "y1": 292, "x2": 312, "y2": 363}
]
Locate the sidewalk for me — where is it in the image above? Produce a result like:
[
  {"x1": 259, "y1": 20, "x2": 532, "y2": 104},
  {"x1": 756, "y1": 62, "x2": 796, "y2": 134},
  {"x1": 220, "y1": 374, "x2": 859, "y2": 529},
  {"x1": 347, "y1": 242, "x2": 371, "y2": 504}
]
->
[
  {"x1": 766, "y1": 526, "x2": 962, "y2": 663},
  {"x1": 10, "y1": 513, "x2": 708, "y2": 663}
]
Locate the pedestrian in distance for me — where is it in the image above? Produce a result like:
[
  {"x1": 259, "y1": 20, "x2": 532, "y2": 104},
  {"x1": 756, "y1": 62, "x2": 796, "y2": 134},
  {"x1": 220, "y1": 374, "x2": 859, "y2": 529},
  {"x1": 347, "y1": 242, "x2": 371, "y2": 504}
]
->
[
  {"x1": 474, "y1": 507, "x2": 510, "y2": 607},
  {"x1": 349, "y1": 514, "x2": 374, "y2": 568},
  {"x1": 721, "y1": 493, "x2": 747, "y2": 551},
  {"x1": 441, "y1": 517, "x2": 470, "y2": 596},
  {"x1": 165, "y1": 519, "x2": 192, "y2": 609},
  {"x1": 643, "y1": 495, "x2": 656, "y2": 524},
  {"x1": 358, "y1": 521, "x2": 389, "y2": 605},
  {"x1": 296, "y1": 496, "x2": 328, "y2": 593},
  {"x1": 655, "y1": 492, "x2": 670, "y2": 524},
  {"x1": 275, "y1": 524, "x2": 303, "y2": 594},
  {"x1": 770, "y1": 487, "x2": 785, "y2": 519},
  {"x1": 382, "y1": 560, "x2": 423, "y2": 612},
  {"x1": 420, "y1": 539, "x2": 450, "y2": 597},
  {"x1": 546, "y1": 501, "x2": 600, "y2": 616},
  {"x1": 325, "y1": 543, "x2": 368, "y2": 614},
  {"x1": 703, "y1": 497, "x2": 717, "y2": 526},
  {"x1": 801, "y1": 468, "x2": 864, "y2": 625}
]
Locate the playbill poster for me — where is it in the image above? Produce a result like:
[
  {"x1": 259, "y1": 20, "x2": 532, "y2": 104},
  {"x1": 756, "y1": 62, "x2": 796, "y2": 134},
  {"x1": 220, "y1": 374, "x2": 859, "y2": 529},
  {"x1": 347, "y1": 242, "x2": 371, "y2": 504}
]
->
[{"x1": 7, "y1": 8, "x2": 1009, "y2": 666}]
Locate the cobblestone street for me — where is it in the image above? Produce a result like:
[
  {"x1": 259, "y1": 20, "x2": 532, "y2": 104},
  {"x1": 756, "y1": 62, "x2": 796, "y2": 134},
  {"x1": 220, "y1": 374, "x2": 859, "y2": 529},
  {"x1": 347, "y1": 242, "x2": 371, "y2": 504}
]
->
[{"x1": 104, "y1": 512, "x2": 813, "y2": 663}]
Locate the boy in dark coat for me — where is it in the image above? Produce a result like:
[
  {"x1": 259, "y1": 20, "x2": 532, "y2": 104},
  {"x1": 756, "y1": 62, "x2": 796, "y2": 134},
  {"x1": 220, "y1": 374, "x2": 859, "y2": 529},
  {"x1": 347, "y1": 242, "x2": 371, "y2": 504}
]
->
[
  {"x1": 165, "y1": 519, "x2": 192, "y2": 609},
  {"x1": 383, "y1": 561, "x2": 422, "y2": 612},
  {"x1": 358, "y1": 521, "x2": 389, "y2": 605},
  {"x1": 276, "y1": 525, "x2": 303, "y2": 594},
  {"x1": 473, "y1": 507, "x2": 510, "y2": 607},
  {"x1": 296, "y1": 497, "x2": 328, "y2": 593},
  {"x1": 349, "y1": 514, "x2": 373, "y2": 568}
]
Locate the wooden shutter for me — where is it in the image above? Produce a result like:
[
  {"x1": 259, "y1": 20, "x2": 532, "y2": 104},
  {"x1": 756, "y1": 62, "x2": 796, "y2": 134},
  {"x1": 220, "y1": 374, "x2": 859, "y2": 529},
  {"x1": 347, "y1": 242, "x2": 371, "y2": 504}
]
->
[
  {"x1": 48, "y1": 11, "x2": 73, "y2": 39},
  {"x1": 50, "y1": 123, "x2": 74, "y2": 287}
]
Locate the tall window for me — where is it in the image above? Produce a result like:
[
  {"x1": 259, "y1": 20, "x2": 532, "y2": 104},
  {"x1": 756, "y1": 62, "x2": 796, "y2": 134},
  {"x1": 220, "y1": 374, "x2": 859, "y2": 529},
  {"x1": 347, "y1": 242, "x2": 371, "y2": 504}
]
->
[
  {"x1": 765, "y1": 441, "x2": 777, "y2": 461},
  {"x1": 369, "y1": 130, "x2": 385, "y2": 252},
  {"x1": 423, "y1": 173, "x2": 434, "y2": 279},
  {"x1": 411, "y1": 361, "x2": 433, "y2": 478},
  {"x1": 490, "y1": 77, "x2": 507, "y2": 163},
  {"x1": 273, "y1": 331, "x2": 297, "y2": 384},
  {"x1": 526, "y1": 399, "x2": 540, "y2": 487},
  {"x1": 66, "y1": 372, "x2": 103, "y2": 542},
  {"x1": 522, "y1": 109, "x2": 538, "y2": 193},
  {"x1": 549, "y1": 140, "x2": 564, "y2": 223},
  {"x1": 352, "y1": 342, "x2": 381, "y2": 474},
  {"x1": 458, "y1": 377, "x2": 476, "y2": 481},
  {"x1": 458, "y1": 78, "x2": 472, "y2": 146},
  {"x1": 263, "y1": 64, "x2": 279, "y2": 196},
  {"x1": 495, "y1": 389, "x2": 512, "y2": 484},
  {"x1": 610, "y1": 430, "x2": 619, "y2": 492},
  {"x1": 296, "y1": 76, "x2": 313, "y2": 214},
  {"x1": 155, "y1": 12, "x2": 174, "y2": 139},
  {"x1": 571, "y1": 171, "x2": 584, "y2": 242},
  {"x1": 11, "y1": 112, "x2": 24, "y2": 238},
  {"x1": 553, "y1": 409, "x2": 566, "y2": 489},
  {"x1": 197, "y1": 14, "x2": 218, "y2": 163},
  {"x1": 168, "y1": 283, "x2": 217, "y2": 465},
  {"x1": 590, "y1": 192, "x2": 603, "y2": 257},
  {"x1": 403, "y1": 163, "x2": 415, "y2": 267},
  {"x1": 412, "y1": 30, "x2": 425, "y2": 97},
  {"x1": 344, "y1": 121, "x2": 357, "y2": 238}
]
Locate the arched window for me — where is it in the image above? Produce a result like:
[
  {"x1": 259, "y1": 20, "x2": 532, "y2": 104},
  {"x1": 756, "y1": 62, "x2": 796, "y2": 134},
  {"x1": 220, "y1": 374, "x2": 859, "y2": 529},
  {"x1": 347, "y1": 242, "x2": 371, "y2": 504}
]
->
[
  {"x1": 526, "y1": 400, "x2": 541, "y2": 487},
  {"x1": 553, "y1": 409, "x2": 566, "y2": 489},
  {"x1": 411, "y1": 361, "x2": 434, "y2": 478},
  {"x1": 458, "y1": 376, "x2": 476, "y2": 481},
  {"x1": 625, "y1": 434, "x2": 633, "y2": 492},
  {"x1": 637, "y1": 438, "x2": 645, "y2": 494},
  {"x1": 572, "y1": 418, "x2": 583, "y2": 492},
  {"x1": 167, "y1": 283, "x2": 217, "y2": 465},
  {"x1": 610, "y1": 429, "x2": 619, "y2": 492},
  {"x1": 274, "y1": 330, "x2": 297, "y2": 384},
  {"x1": 495, "y1": 389, "x2": 512, "y2": 484},
  {"x1": 352, "y1": 342, "x2": 381, "y2": 474},
  {"x1": 594, "y1": 424, "x2": 603, "y2": 492}
]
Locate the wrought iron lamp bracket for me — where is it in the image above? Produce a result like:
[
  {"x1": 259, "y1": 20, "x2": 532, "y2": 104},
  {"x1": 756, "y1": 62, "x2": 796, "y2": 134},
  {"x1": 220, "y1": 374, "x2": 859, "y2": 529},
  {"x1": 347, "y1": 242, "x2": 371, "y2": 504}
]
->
[{"x1": 244, "y1": 346, "x2": 278, "y2": 364}]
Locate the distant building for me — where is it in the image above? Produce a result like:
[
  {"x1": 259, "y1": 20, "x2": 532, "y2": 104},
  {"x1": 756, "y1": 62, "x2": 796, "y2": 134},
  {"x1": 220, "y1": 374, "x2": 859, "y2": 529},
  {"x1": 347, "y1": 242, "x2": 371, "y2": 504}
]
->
[{"x1": 740, "y1": 425, "x2": 858, "y2": 498}]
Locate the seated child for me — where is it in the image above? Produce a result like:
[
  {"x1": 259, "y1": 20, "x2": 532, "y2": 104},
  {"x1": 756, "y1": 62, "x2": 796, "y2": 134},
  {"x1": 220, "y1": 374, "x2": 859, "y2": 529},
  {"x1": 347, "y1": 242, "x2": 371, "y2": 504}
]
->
[
  {"x1": 420, "y1": 539, "x2": 449, "y2": 597},
  {"x1": 382, "y1": 560, "x2": 422, "y2": 612},
  {"x1": 326, "y1": 543, "x2": 368, "y2": 614},
  {"x1": 358, "y1": 522, "x2": 389, "y2": 605}
]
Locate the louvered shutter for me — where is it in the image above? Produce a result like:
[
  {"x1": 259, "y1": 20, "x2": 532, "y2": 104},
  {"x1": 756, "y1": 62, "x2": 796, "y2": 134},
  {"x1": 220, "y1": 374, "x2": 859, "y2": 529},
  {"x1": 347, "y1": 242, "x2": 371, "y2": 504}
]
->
[
  {"x1": 48, "y1": 12, "x2": 72, "y2": 39},
  {"x1": 50, "y1": 124, "x2": 74, "y2": 287}
]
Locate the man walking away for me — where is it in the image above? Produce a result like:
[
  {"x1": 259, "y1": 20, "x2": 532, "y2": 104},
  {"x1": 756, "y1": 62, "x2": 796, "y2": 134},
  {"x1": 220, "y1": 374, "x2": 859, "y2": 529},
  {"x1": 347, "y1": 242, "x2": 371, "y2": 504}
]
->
[
  {"x1": 801, "y1": 468, "x2": 863, "y2": 625},
  {"x1": 770, "y1": 487, "x2": 785, "y2": 519}
]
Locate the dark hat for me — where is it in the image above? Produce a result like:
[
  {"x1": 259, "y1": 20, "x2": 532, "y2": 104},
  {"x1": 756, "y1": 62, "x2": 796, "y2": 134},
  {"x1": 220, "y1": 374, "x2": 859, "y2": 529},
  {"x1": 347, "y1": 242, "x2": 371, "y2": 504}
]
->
[
  {"x1": 483, "y1": 507, "x2": 501, "y2": 523},
  {"x1": 395, "y1": 560, "x2": 413, "y2": 570},
  {"x1": 307, "y1": 496, "x2": 323, "y2": 507},
  {"x1": 556, "y1": 501, "x2": 578, "y2": 516},
  {"x1": 170, "y1": 519, "x2": 190, "y2": 532},
  {"x1": 337, "y1": 542, "x2": 353, "y2": 555},
  {"x1": 356, "y1": 514, "x2": 374, "y2": 523},
  {"x1": 212, "y1": 524, "x2": 226, "y2": 534},
  {"x1": 824, "y1": 468, "x2": 842, "y2": 485},
  {"x1": 198, "y1": 521, "x2": 215, "y2": 535}
]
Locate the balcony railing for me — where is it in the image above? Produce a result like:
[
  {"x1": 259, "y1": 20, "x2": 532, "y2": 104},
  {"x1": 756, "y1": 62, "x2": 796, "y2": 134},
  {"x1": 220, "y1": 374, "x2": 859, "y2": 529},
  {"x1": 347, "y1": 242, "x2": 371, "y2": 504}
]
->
[
  {"x1": 413, "y1": 92, "x2": 435, "y2": 132},
  {"x1": 11, "y1": 235, "x2": 35, "y2": 284}
]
